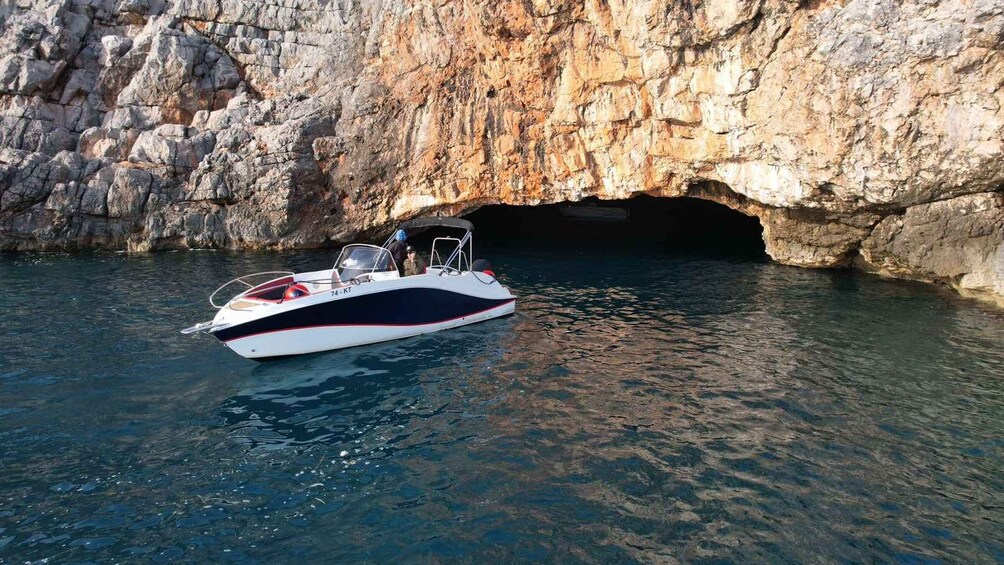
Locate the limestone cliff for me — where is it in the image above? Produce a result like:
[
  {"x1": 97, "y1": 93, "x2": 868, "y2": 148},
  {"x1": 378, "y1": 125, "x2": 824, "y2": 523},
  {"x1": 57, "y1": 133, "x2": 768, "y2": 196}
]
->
[{"x1": 1, "y1": 0, "x2": 1002, "y2": 304}]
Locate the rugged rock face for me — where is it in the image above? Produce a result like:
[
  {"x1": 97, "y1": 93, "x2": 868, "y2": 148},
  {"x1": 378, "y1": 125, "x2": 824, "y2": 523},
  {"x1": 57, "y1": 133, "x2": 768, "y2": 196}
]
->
[{"x1": 1, "y1": 0, "x2": 1002, "y2": 304}]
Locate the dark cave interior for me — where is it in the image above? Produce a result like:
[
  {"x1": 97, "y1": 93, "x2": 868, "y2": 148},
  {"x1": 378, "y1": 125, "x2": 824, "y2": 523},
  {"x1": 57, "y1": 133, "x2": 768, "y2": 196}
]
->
[{"x1": 460, "y1": 195, "x2": 766, "y2": 257}]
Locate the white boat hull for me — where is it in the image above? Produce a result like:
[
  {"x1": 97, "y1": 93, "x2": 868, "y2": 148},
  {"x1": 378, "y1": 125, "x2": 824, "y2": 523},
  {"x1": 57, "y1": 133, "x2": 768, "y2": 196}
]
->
[
  {"x1": 223, "y1": 299, "x2": 514, "y2": 359},
  {"x1": 203, "y1": 269, "x2": 516, "y2": 360}
]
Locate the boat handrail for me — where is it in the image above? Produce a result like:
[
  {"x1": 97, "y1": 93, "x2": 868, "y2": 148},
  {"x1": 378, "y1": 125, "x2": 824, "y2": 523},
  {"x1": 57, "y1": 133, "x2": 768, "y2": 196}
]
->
[
  {"x1": 430, "y1": 236, "x2": 470, "y2": 273},
  {"x1": 209, "y1": 271, "x2": 294, "y2": 309},
  {"x1": 429, "y1": 237, "x2": 453, "y2": 268},
  {"x1": 438, "y1": 231, "x2": 473, "y2": 275}
]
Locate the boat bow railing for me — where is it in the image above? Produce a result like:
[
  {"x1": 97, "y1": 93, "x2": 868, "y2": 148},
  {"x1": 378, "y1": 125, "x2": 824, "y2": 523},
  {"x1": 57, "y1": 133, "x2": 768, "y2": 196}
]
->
[{"x1": 209, "y1": 271, "x2": 295, "y2": 308}]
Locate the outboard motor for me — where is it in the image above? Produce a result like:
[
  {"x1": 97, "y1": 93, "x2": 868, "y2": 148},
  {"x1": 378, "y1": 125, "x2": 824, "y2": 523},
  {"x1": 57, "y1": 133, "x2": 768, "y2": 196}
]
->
[{"x1": 472, "y1": 259, "x2": 495, "y2": 278}]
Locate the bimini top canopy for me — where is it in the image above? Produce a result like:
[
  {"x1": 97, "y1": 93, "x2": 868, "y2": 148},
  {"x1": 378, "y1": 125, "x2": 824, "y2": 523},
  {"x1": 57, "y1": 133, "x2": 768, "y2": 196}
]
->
[{"x1": 398, "y1": 216, "x2": 473, "y2": 233}]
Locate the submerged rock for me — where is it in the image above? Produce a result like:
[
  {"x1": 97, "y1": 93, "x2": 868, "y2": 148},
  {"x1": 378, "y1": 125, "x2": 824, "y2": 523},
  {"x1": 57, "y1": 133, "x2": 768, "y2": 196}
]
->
[{"x1": 0, "y1": 0, "x2": 1001, "y2": 304}]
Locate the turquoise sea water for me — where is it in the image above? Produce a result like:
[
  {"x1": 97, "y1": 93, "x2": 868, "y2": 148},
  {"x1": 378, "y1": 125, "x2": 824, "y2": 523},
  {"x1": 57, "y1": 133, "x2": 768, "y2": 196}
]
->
[{"x1": 1, "y1": 247, "x2": 1002, "y2": 563}]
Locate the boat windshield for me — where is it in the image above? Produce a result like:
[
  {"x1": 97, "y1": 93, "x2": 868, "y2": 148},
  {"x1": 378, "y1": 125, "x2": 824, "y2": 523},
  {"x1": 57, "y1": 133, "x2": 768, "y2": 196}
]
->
[{"x1": 334, "y1": 244, "x2": 396, "y2": 280}]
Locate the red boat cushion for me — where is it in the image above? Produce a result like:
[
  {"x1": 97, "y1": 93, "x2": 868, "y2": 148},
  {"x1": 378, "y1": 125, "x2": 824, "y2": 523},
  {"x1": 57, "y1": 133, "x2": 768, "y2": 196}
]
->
[{"x1": 283, "y1": 283, "x2": 310, "y2": 301}]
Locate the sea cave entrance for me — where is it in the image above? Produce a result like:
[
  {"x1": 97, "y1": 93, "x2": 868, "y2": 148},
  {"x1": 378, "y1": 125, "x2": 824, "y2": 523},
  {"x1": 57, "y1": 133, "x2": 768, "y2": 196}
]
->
[{"x1": 462, "y1": 195, "x2": 767, "y2": 258}]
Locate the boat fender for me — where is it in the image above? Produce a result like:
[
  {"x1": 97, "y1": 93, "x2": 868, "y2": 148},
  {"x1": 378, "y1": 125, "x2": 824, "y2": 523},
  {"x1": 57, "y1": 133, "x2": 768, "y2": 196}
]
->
[{"x1": 283, "y1": 283, "x2": 310, "y2": 301}]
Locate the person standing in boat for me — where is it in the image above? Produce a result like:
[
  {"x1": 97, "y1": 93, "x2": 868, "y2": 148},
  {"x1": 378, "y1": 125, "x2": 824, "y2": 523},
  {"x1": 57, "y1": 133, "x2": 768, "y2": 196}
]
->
[
  {"x1": 404, "y1": 246, "x2": 427, "y2": 276},
  {"x1": 387, "y1": 229, "x2": 408, "y2": 276}
]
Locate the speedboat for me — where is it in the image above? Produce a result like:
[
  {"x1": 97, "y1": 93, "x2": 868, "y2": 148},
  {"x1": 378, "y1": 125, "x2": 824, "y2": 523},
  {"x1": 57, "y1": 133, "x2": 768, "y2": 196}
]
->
[{"x1": 182, "y1": 217, "x2": 516, "y2": 360}]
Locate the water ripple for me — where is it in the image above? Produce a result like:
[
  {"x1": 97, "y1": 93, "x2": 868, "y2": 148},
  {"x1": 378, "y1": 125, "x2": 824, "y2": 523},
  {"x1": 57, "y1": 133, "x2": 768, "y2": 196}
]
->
[{"x1": 0, "y1": 250, "x2": 1002, "y2": 562}]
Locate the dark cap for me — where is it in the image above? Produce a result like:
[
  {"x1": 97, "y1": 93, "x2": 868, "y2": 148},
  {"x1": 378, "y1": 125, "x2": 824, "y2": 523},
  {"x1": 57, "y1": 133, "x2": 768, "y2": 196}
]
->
[{"x1": 406, "y1": 246, "x2": 414, "y2": 252}]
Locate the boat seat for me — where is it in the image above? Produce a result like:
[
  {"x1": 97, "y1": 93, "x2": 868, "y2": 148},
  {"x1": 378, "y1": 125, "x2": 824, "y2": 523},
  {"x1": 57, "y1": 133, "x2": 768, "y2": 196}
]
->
[{"x1": 228, "y1": 298, "x2": 270, "y2": 311}]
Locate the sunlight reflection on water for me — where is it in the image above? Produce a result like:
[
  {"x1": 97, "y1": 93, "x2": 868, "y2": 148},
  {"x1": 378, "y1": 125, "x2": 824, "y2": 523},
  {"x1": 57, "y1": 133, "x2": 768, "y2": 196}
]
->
[{"x1": 0, "y1": 249, "x2": 1002, "y2": 562}]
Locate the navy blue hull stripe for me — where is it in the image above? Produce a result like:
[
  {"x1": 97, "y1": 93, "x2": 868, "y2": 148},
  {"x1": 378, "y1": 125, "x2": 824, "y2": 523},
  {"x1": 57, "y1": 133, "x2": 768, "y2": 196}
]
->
[{"x1": 213, "y1": 288, "x2": 513, "y2": 342}]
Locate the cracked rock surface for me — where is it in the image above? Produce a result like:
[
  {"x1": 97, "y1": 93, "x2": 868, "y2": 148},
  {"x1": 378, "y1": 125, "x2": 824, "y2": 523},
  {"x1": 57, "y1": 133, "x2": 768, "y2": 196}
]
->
[{"x1": 0, "y1": 0, "x2": 1002, "y2": 304}]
